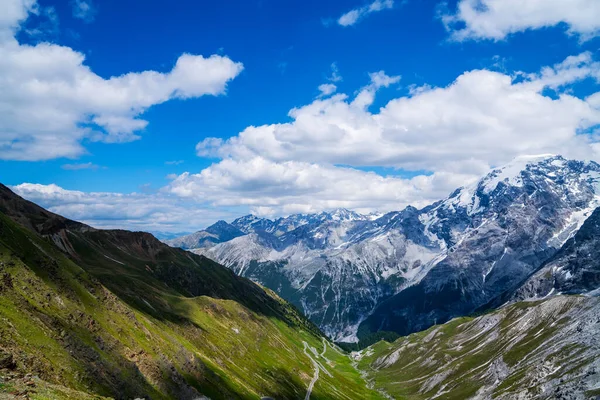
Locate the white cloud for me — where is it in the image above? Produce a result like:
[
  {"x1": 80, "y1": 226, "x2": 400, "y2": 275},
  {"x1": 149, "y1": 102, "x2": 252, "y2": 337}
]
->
[
  {"x1": 8, "y1": 0, "x2": 600, "y2": 230},
  {"x1": 338, "y1": 0, "x2": 394, "y2": 27},
  {"x1": 196, "y1": 137, "x2": 224, "y2": 157},
  {"x1": 167, "y1": 157, "x2": 477, "y2": 216},
  {"x1": 318, "y1": 83, "x2": 337, "y2": 98},
  {"x1": 167, "y1": 53, "x2": 600, "y2": 219},
  {"x1": 0, "y1": 0, "x2": 243, "y2": 161},
  {"x1": 12, "y1": 162, "x2": 477, "y2": 231},
  {"x1": 0, "y1": 0, "x2": 34, "y2": 40},
  {"x1": 71, "y1": 0, "x2": 96, "y2": 23},
  {"x1": 198, "y1": 54, "x2": 600, "y2": 173},
  {"x1": 11, "y1": 183, "x2": 239, "y2": 233},
  {"x1": 442, "y1": 0, "x2": 600, "y2": 41},
  {"x1": 24, "y1": 4, "x2": 59, "y2": 39},
  {"x1": 15, "y1": 54, "x2": 600, "y2": 229},
  {"x1": 328, "y1": 62, "x2": 343, "y2": 82},
  {"x1": 16, "y1": 53, "x2": 600, "y2": 230}
]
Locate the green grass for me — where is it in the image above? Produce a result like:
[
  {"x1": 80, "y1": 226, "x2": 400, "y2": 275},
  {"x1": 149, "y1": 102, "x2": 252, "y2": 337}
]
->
[
  {"x1": 0, "y1": 207, "x2": 382, "y2": 399},
  {"x1": 357, "y1": 296, "x2": 598, "y2": 400}
]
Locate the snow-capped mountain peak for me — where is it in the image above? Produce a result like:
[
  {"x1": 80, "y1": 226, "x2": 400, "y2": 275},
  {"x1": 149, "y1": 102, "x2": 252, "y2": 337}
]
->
[
  {"x1": 445, "y1": 155, "x2": 600, "y2": 216},
  {"x1": 480, "y1": 154, "x2": 558, "y2": 193},
  {"x1": 325, "y1": 208, "x2": 366, "y2": 222}
]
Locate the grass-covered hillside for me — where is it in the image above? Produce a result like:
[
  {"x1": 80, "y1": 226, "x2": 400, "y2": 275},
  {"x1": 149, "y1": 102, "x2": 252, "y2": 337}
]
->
[
  {"x1": 0, "y1": 184, "x2": 384, "y2": 400},
  {"x1": 356, "y1": 295, "x2": 600, "y2": 399}
]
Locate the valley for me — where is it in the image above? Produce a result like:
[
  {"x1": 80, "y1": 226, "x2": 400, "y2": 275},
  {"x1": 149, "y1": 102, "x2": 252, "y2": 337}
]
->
[
  {"x1": 0, "y1": 184, "x2": 384, "y2": 399},
  {"x1": 3, "y1": 0, "x2": 600, "y2": 397}
]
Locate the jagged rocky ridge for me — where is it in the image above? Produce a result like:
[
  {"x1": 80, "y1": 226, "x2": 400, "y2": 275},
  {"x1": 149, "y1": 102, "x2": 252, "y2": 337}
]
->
[
  {"x1": 356, "y1": 194, "x2": 600, "y2": 399},
  {"x1": 167, "y1": 155, "x2": 600, "y2": 342}
]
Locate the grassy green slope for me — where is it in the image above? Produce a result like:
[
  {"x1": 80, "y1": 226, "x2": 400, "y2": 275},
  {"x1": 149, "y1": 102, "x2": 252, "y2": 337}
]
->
[
  {"x1": 356, "y1": 296, "x2": 600, "y2": 399},
  {"x1": 0, "y1": 185, "x2": 384, "y2": 400}
]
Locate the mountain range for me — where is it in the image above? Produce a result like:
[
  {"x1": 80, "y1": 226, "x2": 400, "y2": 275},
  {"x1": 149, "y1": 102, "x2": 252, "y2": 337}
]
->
[
  {"x1": 166, "y1": 155, "x2": 600, "y2": 343},
  {"x1": 3, "y1": 154, "x2": 600, "y2": 398}
]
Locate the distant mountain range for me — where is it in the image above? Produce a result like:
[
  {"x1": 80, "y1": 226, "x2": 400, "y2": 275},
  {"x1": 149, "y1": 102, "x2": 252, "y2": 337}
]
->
[{"x1": 166, "y1": 155, "x2": 600, "y2": 343}]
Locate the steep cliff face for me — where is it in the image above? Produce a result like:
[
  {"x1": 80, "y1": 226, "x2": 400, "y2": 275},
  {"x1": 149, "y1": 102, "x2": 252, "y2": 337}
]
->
[
  {"x1": 514, "y1": 207, "x2": 600, "y2": 301},
  {"x1": 195, "y1": 209, "x2": 443, "y2": 341},
  {"x1": 360, "y1": 155, "x2": 600, "y2": 339}
]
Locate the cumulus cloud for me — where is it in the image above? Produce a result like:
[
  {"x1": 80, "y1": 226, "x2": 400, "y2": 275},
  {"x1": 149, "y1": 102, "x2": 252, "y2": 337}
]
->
[
  {"x1": 441, "y1": 0, "x2": 600, "y2": 41},
  {"x1": 11, "y1": 183, "x2": 238, "y2": 233},
  {"x1": 9, "y1": 0, "x2": 600, "y2": 230},
  {"x1": 197, "y1": 54, "x2": 600, "y2": 173},
  {"x1": 71, "y1": 0, "x2": 96, "y2": 23},
  {"x1": 0, "y1": 0, "x2": 243, "y2": 161},
  {"x1": 12, "y1": 163, "x2": 477, "y2": 231},
  {"x1": 338, "y1": 0, "x2": 394, "y2": 27},
  {"x1": 16, "y1": 53, "x2": 600, "y2": 229},
  {"x1": 168, "y1": 53, "x2": 600, "y2": 218},
  {"x1": 165, "y1": 157, "x2": 478, "y2": 216},
  {"x1": 317, "y1": 83, "x2": 337, "y2": 98}
]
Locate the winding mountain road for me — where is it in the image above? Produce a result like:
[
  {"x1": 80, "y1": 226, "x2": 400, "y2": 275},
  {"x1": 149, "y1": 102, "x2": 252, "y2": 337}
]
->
[
  {"x1": 302, "y1": 340, "x2": 334, "y2": 399},
  {"x1": 303, "y1": 341, "x2": 320, "y2": 400}
]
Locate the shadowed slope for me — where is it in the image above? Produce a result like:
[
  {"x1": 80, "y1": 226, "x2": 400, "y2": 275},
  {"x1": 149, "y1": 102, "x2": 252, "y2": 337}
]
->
[{"x1": 0, "y1": 184, "x2": 383, "y2": 399}]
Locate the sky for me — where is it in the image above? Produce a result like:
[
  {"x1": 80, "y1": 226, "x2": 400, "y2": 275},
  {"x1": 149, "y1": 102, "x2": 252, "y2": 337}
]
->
[{"x1": 1, "y1": 0, "x2": 600, "y2": 234}]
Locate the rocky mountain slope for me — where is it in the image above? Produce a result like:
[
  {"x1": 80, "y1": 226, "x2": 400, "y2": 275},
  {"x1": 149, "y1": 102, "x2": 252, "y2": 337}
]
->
[
  {"x1": 514, "y1": 207, "x2": 600, "y2": 301},
  {"x1": 0, "y1": 184, "x2": 384, "y2": 399},
  {"x1": 359, "y1": 155, "x2": 600, "y2": 341},
  {"x1": 356, "y1": 190, "x2": 600, "y2": 399},
  {"x1": 168, "y1": 155, "x2": 600, "y2": 343},
  {"x1": 356, "y1": 295, "x2": 600, "y2": 399}
]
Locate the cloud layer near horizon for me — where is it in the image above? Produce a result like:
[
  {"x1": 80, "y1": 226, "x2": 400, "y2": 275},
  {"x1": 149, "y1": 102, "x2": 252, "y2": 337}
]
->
[
  {"x1": 165, "y1": 53, "x2": 600, "y2": 219},
  {"x1": 11, "y1": 183, "x2": 241, "y2": 233}
]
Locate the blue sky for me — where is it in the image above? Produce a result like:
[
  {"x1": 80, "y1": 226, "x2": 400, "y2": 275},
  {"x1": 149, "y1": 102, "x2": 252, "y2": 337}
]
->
[{"x1": 2, "y1": 0, "x2": 600, "y2": 233}]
